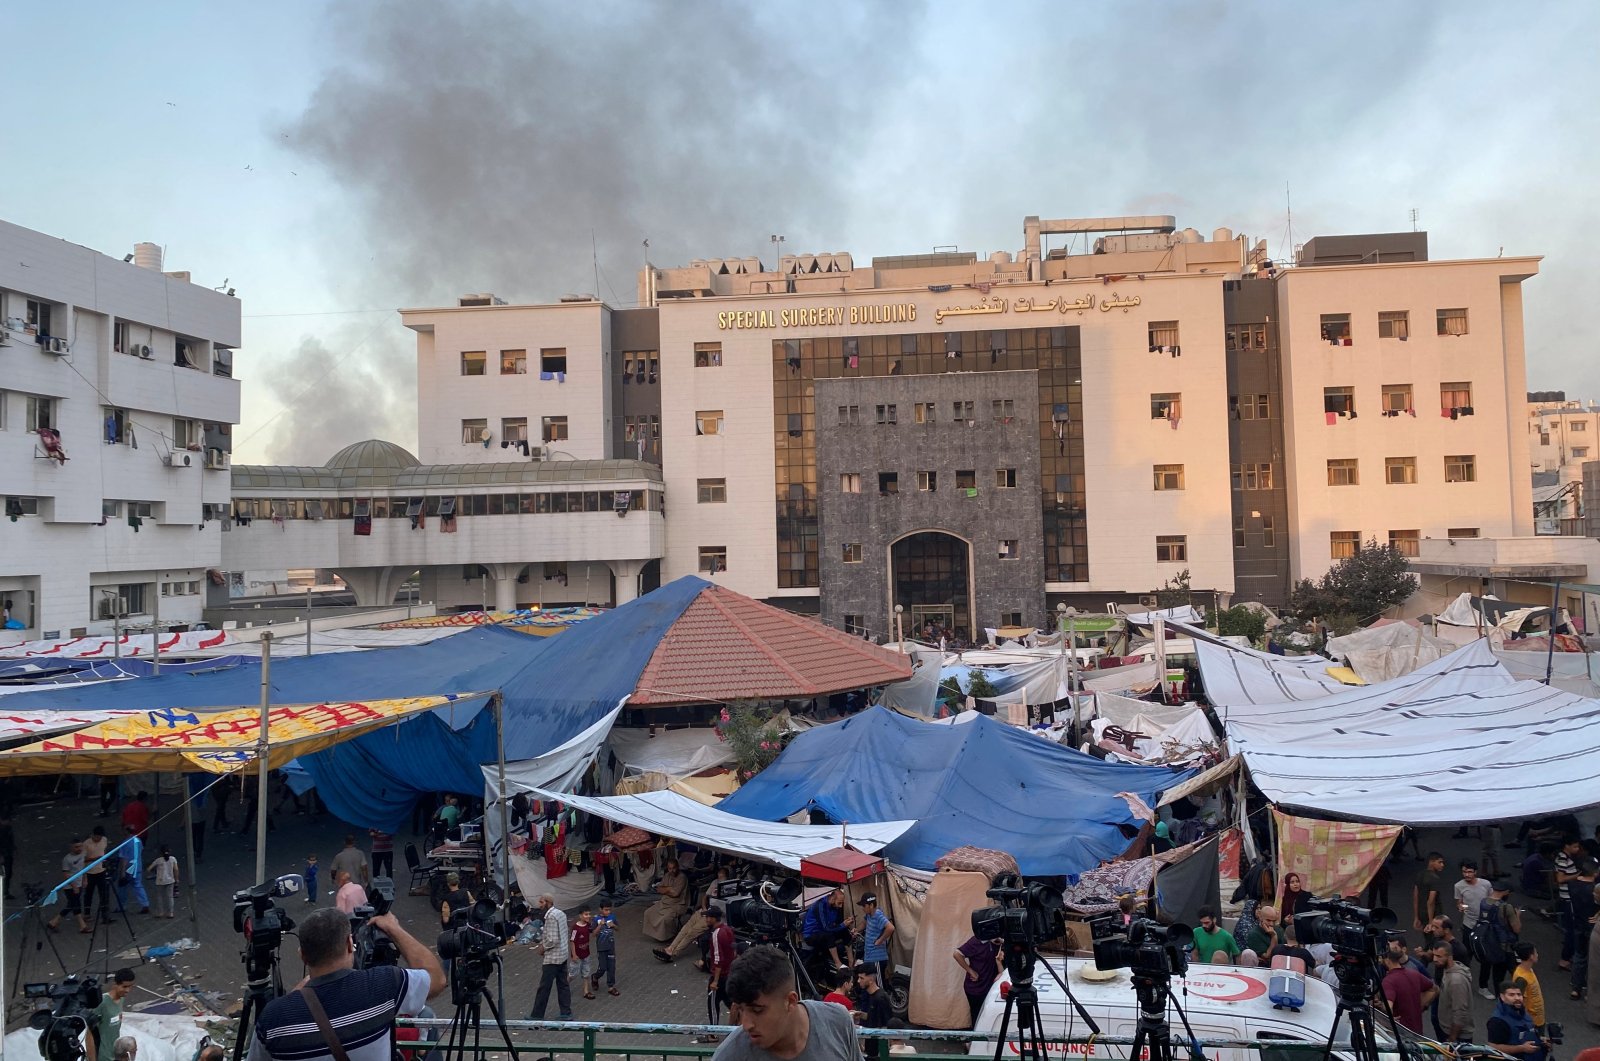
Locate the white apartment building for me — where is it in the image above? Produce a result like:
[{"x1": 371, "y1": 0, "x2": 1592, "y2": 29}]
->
[
  {"x1": 0, "y1": 221, "x2": 241, "y2": 637},
  {"x1": 1528, "y1": 393, "x2": 1599, "y2": 478},
  {"x1": 283, "y1": 214, "x2": 1541, "y2": 641}
]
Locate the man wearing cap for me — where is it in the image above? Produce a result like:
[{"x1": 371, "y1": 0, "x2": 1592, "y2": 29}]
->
[{"x1": 858, "y1": 894, "x2": 894, "y2": 987}]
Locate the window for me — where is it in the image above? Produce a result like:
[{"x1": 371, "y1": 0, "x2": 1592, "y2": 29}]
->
[
  {"x1": 460, "y1": 350, "x2": 486, "y2": 375},
  {"x1": 875, "y1": 404, "x2": 897, "y2": 425},
  {"x1": 695, "y1": 410, "x2": 724, "y2": 436},
  {"x1": 1232, "y1": 462, "x2": 1274, "y2": 490},
  {"x1": 840, "y1": 473, "x2": 861, "y2": 494},
  {"x1": 838, "y1": 405, "x2": 860, "y2": 426},
  {"x1": 500, "y1": 349, "x2": 528, "y2": 374},
  {"x1": 1382, "y1": 383, "x2": 1412, "y2": 414},
  {"x1": 1147, "y1": 320, "x2": 1179, "y2": 350},
  {"x1": 1389, "y1": 529, "x2": 1420, "y2": 557},
  {"x1": 1327, "y1": 458, "x2": 1359, "y2": 486},
  {"x1": 1437, "y1": 308, "x2": 1469, "y2": 336},
  {"x1": 1261, "y1": 514, "x2": 1276, "y2": 548},
  {"x1": 1440, "y1": 382, "x2": 1472, "y2": 414},
  {"x1": 1447, "y1": 527, "x2": 1480, "y2": 539},
  {"x1": 1574, "y1": 446, "x2": 1591, "y2": 458},
  {"x1": 694, "y1": 342, "x2": 722, "y2": 368},
  {"x1": 26, "y1": 299, "x2": 53, "y2": 336},
  {"x1": 1226, "y1": 324, "x2": 1268, "y2": 351},
  {"x1": 1001, "y1": 611, "x2": 1023, "y2": 628},
  {"x1": 1324, "y1": 386, "x2": 1355, "y2": 417},
  {"x1": 842, "y1": 543, "x2": 863, "y2": 564},
  {"x1": 102, "y1": 500, "x2": 122, "y2": 518},
  {"x1": 996, "y1": 468, "x2": 1017, "y2": 489},
  {"x1": 913, "y1": 402, "x2": 935, "y2": 424},
  {"x1": 878, "y1": 472, "x2": 899, "y2": 495},
  {"x1": 460, "y1": 418, "x2": 487, "y2": 444},
  {"x1": 843, "y1": 614, "x2": 867, "y2": 637},
  {"x1": 542, "y1": 416, "x2": 569, "y2": 443},
  {"x1": 1150, "y1": 393, "x2": 1181, "y2": 420},
  {"x1": 1155, "y1": 535, "x2": 1187, "y2": 563},
  {"x1": 998, "y1": 539, "x2": 1019, "y2": 560},
  {"x1": 1330, "y1": 530, "x2": 1360, "y2": 559},
  {"x1": 6, "y1": 496, "x2": 40, "y2": 517},
  {"x1": 992, "y1": 399, "x2": 1015, "y2": 422},
  {"x1": 101, "y1": 407, "x2": 131, "y2": 444},
  {"x1": 173, "y1": 418, "x2": 202, "y2": 449},
  {"x1": 1233, "y1": 515, "x2": 1246, "y2": 549},
  {"x1": 1234, "y1": 393, "x2": 1269, "y2": 420},
  {"x1": 1385, "y1": 456, "x2": 1417, "y2": 484},
  {"x1": 1320, "y1": 313, "x2": 1351, "y2": 344},
  {"x1": 1573, "y1": 421, "x2": 1589, "y2": 432},
  {"x1": 1444, "y1": 454, "x2": 1477, "y2": 482},
  {"x1": 113, "y1": 321, "x2": 129, "y2": 353},
  {"x1": 26, "y1": 396, "x2": 54, "y2": 433},
  {"x1": 501, "y1": 417, "x2": 528, "y2": 444},
  {"x1": 1378, "y1": 310, "x2": 1410, "y2": 340},
  {"x1": 697, "y1": 478, "x2": 727, "y2": 504},
  {"x1": 127, "y1": 501, "x2": 154, "y2": 519},
  {"x1": 955, "y1": 469, "x2": 976, "y2": 491},
  {"x1": 951, "y1": 400, "x2": 974, "y2": 424},
  {"x1": 538, "y1": 348, "x2": 566, "y2": 375},
  {"x1": 1153, "y1": 464, "x2": 1185, "y2": 491},
  {"x1": 698, "y1": 546, "x2": 727, "y2": 574},
  {"x1": 916, "y1": 470, "x2": 938, "y2": 492}
]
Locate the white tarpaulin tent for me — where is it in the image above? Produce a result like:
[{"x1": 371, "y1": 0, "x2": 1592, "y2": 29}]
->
[
  {"x1": 1079, "y1": 658, "x2": 1160, "y2": 693},
  {"x1": 529, "y1": 787, "x2": 915, "y2": 869},
  {"x1": 1221, "y1": 640, "x2": 1600, "y2": 823},
  {"x1": 1326, "y1": 621, "x2": 1455, "y2": 684},
  {"x1": 1092, "y1": 708, "x2": 1219, "y2": 766},
  {"x1": 986, "y1": 653, "x2": 1071, "y2": 707},
  {"x1": 1496, "y1": 647, "x2": 1600, "y2": 697},
  {"x1": 1092, "y1": 691, "x2": 1196, "y2": 729},
  {"x1": 1174, "y1": 621, "x2": 1348, "y2": 712},
  {"x1": 876, "y1": 645, "x2": 944, "y2": 717},
  {"x1": 606, "y1": 724, "x2": 733, "y2": 778},
  {"x1": 1123, "y1": 605, "x2": 1202, "y2": 626}
]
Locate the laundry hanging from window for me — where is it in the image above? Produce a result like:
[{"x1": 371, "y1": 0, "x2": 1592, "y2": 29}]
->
[
  {"x1": 353, "y1": 499, "x2": 371, "y2": 536},
  {"x1": 407, "y1": 498, "x2": 425, "y2": 529},
  {"x1": 439, "y1": 496, "x2": 458, "y2": 533}
]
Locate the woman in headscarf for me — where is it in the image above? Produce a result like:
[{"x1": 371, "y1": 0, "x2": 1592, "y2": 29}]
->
[
  {"x1": 1151, "y1": 821, "x2": 1174, "y2": 854},
  {"x1": 1280, "y1": 871, "x2": 1311, "y2": 922}
]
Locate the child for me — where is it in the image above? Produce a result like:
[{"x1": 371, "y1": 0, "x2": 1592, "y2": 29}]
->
[
  {"x1": 820, "y1": 967, "x2": 853, "y2": 1010},
  {"x1": 147, "y1": 845, "x2": 179, "y2": 918},
  {"x1": 592, "y1": 901, "x2": 619, "y2": 996},
  {"x1": 570, "y1": 905, "x2": 595, "y2": 1000},
  {"x1": 303, "y1": 853, "x2": 319, "y2": 904}
]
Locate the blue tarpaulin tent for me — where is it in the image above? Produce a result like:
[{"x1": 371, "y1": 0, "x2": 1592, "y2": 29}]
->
[
  {"x1": 717, "y1": 707, "x2": 1193, "y2": 875},
  {"x1": 0, "y1": 577, "x2": 711, "y2": 829}
]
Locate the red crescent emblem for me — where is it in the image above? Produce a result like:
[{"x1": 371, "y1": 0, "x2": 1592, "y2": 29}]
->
[{"x1": 1180, "y1": 972, "x2": 1267, "y2": 1002}]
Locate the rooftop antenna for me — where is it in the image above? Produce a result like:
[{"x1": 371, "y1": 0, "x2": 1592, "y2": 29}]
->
[
  {"x1": 591, "y1": 229, "x2": 600, "y2": 299},
  {"x1": 1280, "y1": 182, "x2": 1295, "y2": 263},
  {"x1": 1409, "y1": 208, "x2": 1419, "y2": 232}
]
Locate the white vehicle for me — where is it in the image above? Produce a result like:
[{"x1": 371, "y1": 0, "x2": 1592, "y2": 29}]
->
[{"x1": 969, "y1": 957, "x2": 1412, "y2": 1061}]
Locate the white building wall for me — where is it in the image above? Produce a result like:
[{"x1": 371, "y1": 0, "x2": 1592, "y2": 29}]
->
[
  {"x1": 1277, "y1": 258, "x2": 1539, "y2": 584},
  {"x1": 0, "y1": 220, "x2": 241, "y2": 636},
  {"x1": 407, "y1": 302, "x2": 611, "y2": 463}
]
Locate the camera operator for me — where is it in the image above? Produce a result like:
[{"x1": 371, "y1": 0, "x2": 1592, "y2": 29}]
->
[
  {"x1": 84, "y1": 969, "x2": 136, "y2": 1061},
  {"x1": 1486, "y1": 981, "x2": 1550, "y2": 1061},
  {"x1": 247, "y1": 907, "x2": 444, "y2": 1061},
  {"x1": 802, "y1": 890, "x2": 851, "y2": 971}
]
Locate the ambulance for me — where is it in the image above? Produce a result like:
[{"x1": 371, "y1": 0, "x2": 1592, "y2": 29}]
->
[{"x1": 969, "y1": 957, "x2": 1420, "y2": 1061}]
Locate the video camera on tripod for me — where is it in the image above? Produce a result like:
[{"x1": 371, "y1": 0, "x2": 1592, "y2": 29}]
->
[
  {"x1": 720, "y1": 878, "x2": 805, "y2": 944},
  {"x1": 232, "y1": 873, "x2": 304, "y2": 961},
  {"x1": 24, "y1": 977, "x2": 102, "y2": 1061},
  {"x1": 1293, "y1": 897, "x2": 1395, "y2": 958},
  {"x1": 971, "y1": 874, "x2": 1066, "y2": 953},
  {"x1": 1092, "y1": 917, "x2": 1192, "y2": 978},
  {"x1": 351, "y1": 876, "x2": 399, "y2": 969},
  {"x1": 436, "y1": 889, "x2": 513, "y2": 1006}
]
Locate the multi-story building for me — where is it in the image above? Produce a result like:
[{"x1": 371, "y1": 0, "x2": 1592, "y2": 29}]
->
[
  {"x1": 302, "y1": 212, "x2": 1539, "y2": 641},
  {"x1": 0, "y1": 221, "x2": 241, "y2": 637},
  {"x1": 1526, "y1": 391, "x2": 1595, "y2": 534}
]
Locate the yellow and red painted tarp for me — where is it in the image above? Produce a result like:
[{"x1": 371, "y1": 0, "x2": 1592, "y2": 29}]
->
[{"x1": 0, "y1": 693, "x2": 486, "y2": 776}]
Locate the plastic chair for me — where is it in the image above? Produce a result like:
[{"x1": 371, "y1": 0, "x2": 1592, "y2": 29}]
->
[{"x1": 405, "y1": 842, "x2": 435, "y2": 893}]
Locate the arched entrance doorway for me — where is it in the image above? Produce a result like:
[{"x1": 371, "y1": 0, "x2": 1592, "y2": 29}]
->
[{"x1": 890, "y1": 531, "x2": 973, "y2": 641}]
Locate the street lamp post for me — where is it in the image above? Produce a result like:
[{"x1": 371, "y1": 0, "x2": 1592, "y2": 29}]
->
[
  {"x1": 894, "y1": 604, "x2": 904, "y2": 651},
  {"x1": 1058, "y1": 603, "x2": 1081, "y2": 738}
]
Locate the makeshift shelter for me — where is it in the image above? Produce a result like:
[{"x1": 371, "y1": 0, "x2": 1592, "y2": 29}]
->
[
  {"x1": 1325, "y1": 621, "x2": 1454, "y2": 684},
  {"x1": 1223, "y1": 639, "x2": 1600, "y2": 823},
  {"x1": 876, "y1": 645, "x2": 943, "y2": 717},
  {"x1": 1175, "y1": 622, "x2": 1352, "y2": 712},
  {"x1": 717, "y1": 706, "x2": 1193, "y2": 874}
]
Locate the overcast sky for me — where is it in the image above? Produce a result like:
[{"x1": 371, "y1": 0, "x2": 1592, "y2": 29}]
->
[{"x1": 8, "y1": 2, "x2": 1597, "y2": 463}]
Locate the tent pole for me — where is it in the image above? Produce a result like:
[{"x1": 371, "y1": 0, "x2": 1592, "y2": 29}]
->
[
  {"x1": 254, "y1": 632, "x2": 273, "y2": 884},
  {"x1": 183, "y1": 785, "x2": 200, "y2": 935},
  {"x1": 1544, "y1": 580, "x2": 1562, "y2": 686},
  {"x1": 495, "y1": 692, "x2": 511, "y2": 902}
]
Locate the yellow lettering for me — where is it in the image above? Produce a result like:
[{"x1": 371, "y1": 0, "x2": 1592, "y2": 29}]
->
[{"x1": 907, "y1": 304, "x2": 916, "y2": 321}]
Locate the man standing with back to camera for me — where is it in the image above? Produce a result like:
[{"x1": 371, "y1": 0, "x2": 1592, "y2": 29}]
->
[{"x1": 248, "y1": 907, "x2": 445, "y2": 1061}]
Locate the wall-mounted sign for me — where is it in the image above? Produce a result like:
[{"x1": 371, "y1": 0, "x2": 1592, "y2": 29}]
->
[{"x1": 717, "y1": 303, "x2": 918, "y2": 331}]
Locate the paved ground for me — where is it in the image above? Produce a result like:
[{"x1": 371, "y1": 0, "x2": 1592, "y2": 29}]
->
[{"x1": 3, "y1": 787, "x2": 1596, "y2": 1053}]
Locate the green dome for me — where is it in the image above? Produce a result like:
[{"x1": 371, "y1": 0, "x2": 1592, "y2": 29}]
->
[{"x1": 324, "y1": 439, "x2": 421, "y2": 472}]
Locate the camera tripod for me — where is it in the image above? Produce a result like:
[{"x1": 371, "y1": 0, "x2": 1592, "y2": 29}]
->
[
  {"x1": 82, "y1": 879, "x2": 145, "y2": 976},
  {"x1": 989, "y1": 945, "x2": 1100, "y2": 1061},
  {"x1": 1128, "y1": 969, "x2": 1205, "y2": 1061},
  {"x1": 440, "y1": 956, "x2": 516, "y2": 1061},
  {"x1": 1318, "y1": 952, "x2": 1408, "y2": 1061},
  {"x1": 230, "y1": 948, "x2": 285, "y2": 1061},
  {"x1": 9, "y1": 892, "x2": 70, "y2": 1001}
]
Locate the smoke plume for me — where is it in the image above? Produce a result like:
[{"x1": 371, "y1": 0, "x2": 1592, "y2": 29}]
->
[{"x1": 260, "y1": 333, "x2": 414, "y2": 465}]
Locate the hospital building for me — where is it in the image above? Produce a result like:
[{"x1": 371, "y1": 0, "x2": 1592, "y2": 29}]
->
[{"x1": 222, "y1": 212, "x2": 1539, "y2": 642}]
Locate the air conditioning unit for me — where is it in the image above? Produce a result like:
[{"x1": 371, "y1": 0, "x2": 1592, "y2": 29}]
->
[
  {"x1": 45, "y1": 337, "x2": 70, "y2": 355},
  {"x1": 98, "y1": 596, "x2": 128, "y2": 621},
  {"x1": 137, "y1": 345, "x2": 153, "y2": 359},
  {"x1": 205, "y1": 450, "x2": 227, "y2": 470},
  {"x1": 527, "y1": 446, "x2": 543, "y2": 460},
  {"x1": 1139, "y1": 595, "x2": 1159, "y2": 608},
  {"x1": 163, "y1": 452, "x2": 192, "y2": 468}
]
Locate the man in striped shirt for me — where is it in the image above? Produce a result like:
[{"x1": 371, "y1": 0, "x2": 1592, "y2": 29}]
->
[{"x1": 248, "y1": 907, "x2": 444, "y2": 1061}]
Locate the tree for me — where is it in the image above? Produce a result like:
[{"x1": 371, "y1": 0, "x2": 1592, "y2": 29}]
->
[
  {"x1": 1216, "y1": 605, "x2": 1267, "y2": 643},
  {"x1": 966, "y1": 670, "x2": 1000, "y2": 700},
  {"x1": 715, "y1": 703, "x2": 789, "y2": 780},
  {"x1": 1288, "y1": 538, "x2": 1418, "y2": 628},
  {"x1": 1154, "y1": 569, "x2": 1192, "y2": 610}
]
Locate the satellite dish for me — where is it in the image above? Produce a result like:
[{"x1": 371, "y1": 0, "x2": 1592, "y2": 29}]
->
[{"x1": 479, "y1": 428, "x2": 492, "y2": 442}]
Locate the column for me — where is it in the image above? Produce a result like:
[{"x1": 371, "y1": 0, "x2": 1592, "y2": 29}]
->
[
  {"x1": 482, "y1": 564, "x2": 522, "y2": 613},
  {"x1": 331, "y1": 567, "x2": 399, "y2": 607},
  {"x1": 606, "y1": 559, "x2": 648, "y2": 606}
]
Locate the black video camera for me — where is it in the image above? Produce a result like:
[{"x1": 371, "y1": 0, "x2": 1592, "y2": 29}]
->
[
  {"x1": 1093, "y1": 917, "x2": 1192, "y2": 978},
  {"x1": 723, "y1": 878, "x2": 804, "y2": 944},
  {"x1": 972, "y1": 874, "x2": 1066, "y2": 948},
  {"x1": 436, "y1": 894, "x2": 512, "y2": 1003},
  {"x1": 25, "y1": 977, "x2": 102, "y2": 1061},
  {"x1": 352, "y1": 876, "x2": 399, "y2": 969},
  {"x1": 233, "y1": 874, "x2": 303, "y2": 958},
  {"x1": 1293, "y1": 897, "x2": 1396, "y2": 955}
]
